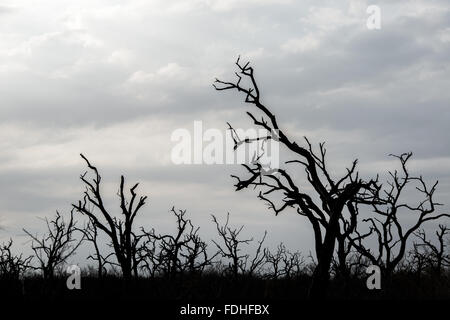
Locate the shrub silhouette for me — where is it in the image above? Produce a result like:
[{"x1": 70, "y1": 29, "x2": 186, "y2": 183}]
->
[
  {"x1": 23, "y1": 210, "x2": 82, "y2": 279},
  {"x1": 212, "y1": 213, "x2": 267, "y2": 278},
  {"x1": 139, "y1": 207, "x2": 216, "y2": 278},
  {"x1": 0, "y1": 239, "x2": 32, "y2": 280}
]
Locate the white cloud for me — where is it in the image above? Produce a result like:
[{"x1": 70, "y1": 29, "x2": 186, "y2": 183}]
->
[
  {"x1": 282, "y1": 34, "x2": 320, "y2": 53},
  {"x1": 128, "y1": 63, "x2": 187, "y2": 84},
  {"x1": 200, "y1": 0, "x2": 292, "y2": 12},
  {"x1": 106, "y1": 49, "x2": 134, "y2": 66},
  {"x1": 0, "y1": 117, "x2": 174, "y2": 172},
  {"x1": 301, "y1": 6, "x2": 358, "y2": 31}
]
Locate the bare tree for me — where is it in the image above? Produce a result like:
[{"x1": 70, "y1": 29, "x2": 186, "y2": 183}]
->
[
  {"x1": 282, "y1": 249, "x2": 305, "y2": 279},
  {"x1": 76, "y1": 220, "x2": 114, "y2": 278},
  {"x1": 214, "y1": 57, "x2": 376, "y2": 296},
  {"x1": 152, "y1": 208, "x2": 195, "y2": 277},
  {"x1": 349, "y1": 153, "x2": 450, "y2": 280},
  {"x1": 137, "y1": 231, "x2": 164, "y2": 278},
  {"x1": 0, "y1": 239, "x2": 33, "y2": 279},
  {"x1": 140, "y1": 207, "x2": 215, "y2": 278},
  {"x1": 212, "y1": 213, "x2": 267, "y2": 278},
  {"x1": 265, "y1": 243, "x2": 286, "y2": 279},
  {"x1": 264, "y1": 243, "x2": 305, "y2": 279},
  {"x1": 72, "y1": 154, "x2": 147, "y2": 279},
  {"x1": 245, "y1": 230, "x2": 268, "y2": 277},
  {"x1": 181, "y1": 228, "x2": 216, "y2": 275},
  {"x1": 334, "y1": 210, "x2": 372, "y2": 281},
  {"x1": 23, "y1": 210, "x2": 82, "y2": 279},
  {"x1": 413, "y1": 224, "x2": 449, "y2": 277},
  {"x1": 408, "y1": 242, "x2": 430, "y2": 281}
]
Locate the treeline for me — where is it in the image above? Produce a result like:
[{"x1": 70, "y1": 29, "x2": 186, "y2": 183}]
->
[
  {"x1": 0, "y1": 208, "x2": 305, "y2": 281},
  {"x1": 0, "y1": 154, "x2": 449, "y2": 300},
  {"x1": 1, "y1": 58, "x2": 450, "y2": 300},
  {"x1": 0, "y1": 156, "x2": 308, "y2": 281}
]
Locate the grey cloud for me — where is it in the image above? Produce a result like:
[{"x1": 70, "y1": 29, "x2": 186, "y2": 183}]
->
[
  {"x1": 0, "y1": 5, "x2": 15, "y2": 15},
  {"x1": 0, "y1": 0, "x2": 449, "y2": 253}
]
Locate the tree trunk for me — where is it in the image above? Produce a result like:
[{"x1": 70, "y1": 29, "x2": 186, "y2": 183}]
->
[
  {"x1": 122, "y1": 261, "x2": 132, "y2": 280},
  {"x1": 308, "y1": 213, "x2": 340, "y2": 298},
  {"x1": 337, "y1": 237, "x2": 350, "y2": 281}
]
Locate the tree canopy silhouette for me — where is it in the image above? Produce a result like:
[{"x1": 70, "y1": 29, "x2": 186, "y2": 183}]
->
[
  {"x1": 72, "y1": 154, "x2": 147, "y2": 279},
  {"x1": 23, "y1": 210, "x2": 82, "y2": 279},
  {"x1": 213, "y1": 57, "x2": 449, "y2": 297}
]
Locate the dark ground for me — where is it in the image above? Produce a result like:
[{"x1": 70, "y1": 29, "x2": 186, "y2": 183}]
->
[{"x1": 1, "y1": 272, "x2": 448, "y2": 302}]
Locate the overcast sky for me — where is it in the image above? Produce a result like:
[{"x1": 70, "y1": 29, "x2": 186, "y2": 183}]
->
[{"x1": 0, "y1": 0, "x2": 449, "y2": 260}]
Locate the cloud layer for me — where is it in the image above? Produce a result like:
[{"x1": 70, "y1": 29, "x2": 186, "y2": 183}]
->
[{"x1": 0, "y1": 0, "x2": 449, "y2": 257}]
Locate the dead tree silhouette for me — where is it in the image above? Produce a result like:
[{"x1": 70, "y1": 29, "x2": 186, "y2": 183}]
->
[
  {"x1": 282, "y1": 249, "x2": 305, "y2": 279},
  {"x1": 408, "y1": 242, "x2": 429, "y2": 280},
  {"x1": 349, "y1": 153, "x2": 450, "y2": 281},
  {"x1": 181, "y1": 226, "x2": 215, "y2": 275},
  {"x1": 140, "y1": 207, "x2": 215, "y2": 278},
  {"x1": 265, "y1": 243, "x2": 305, "y2": 279},
  {"x1": 23, "y1": 210, "x2": 82, "y2": 279},
  {"x1": 413, "y1": 224, "x2": 449, "y2": 277},
  {"x1": 76, "y1": 220, "x2": 114, "y2": 278},
  {"x1": 212, "y1": 213, "x2": 267, "y2": 278},
  {"x1": 72, "y1": 154, "x2": 147, "y2": 279},
  {"x1": 265, "y1": 243, "x2": 286, "y2": 279},
  {"x1": 137, "y1": 230, "x2": 163, "y2": 278},
  {"x1": 0, "y1": 239, "x2": 33, "y2": 279},
  {"x1": 214, "y1": 57, "x2": 377, "y2": 297}
]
